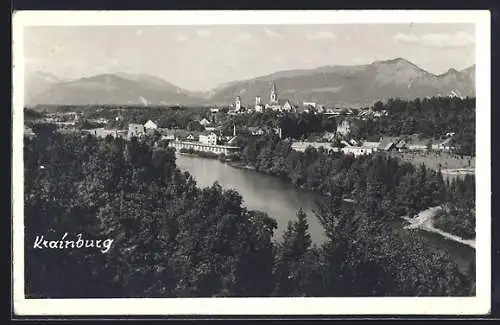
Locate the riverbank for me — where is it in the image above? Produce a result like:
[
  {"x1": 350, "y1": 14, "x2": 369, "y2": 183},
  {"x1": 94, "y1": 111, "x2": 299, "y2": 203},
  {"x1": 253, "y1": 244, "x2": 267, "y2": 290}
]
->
[
  {"x1": 225, "y1": 160, "x2": 256, "y2": 171},
  {"x1": 176, "y1": 151, "x2": 219, "y2": 159},
  {"x1": 402, "y1": 206, "x2": 476, "y2": 249},
  {"x1": 179, "y1": 154, "x2": 474, "y2": 248},
  {"x1": 176, "y1": 154, "x2": 475, "y2": 274}
]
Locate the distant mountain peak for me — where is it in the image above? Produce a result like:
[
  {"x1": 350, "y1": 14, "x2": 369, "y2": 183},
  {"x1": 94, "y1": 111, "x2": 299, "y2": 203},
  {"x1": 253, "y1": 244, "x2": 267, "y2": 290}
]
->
[
  {"x1": 26, "y1": 57, "x2": 475, "y2": 107},
  {"x1": 80, "y1": 73, "x2": 122, "y2": 82},
  {"x1": 27, "y1": 71, "x2": 205, "y2": 106},
  {"x1": 205, "y1": 57, "x2": 475, "y2": 107},
  {"x1": 373, "y1": 57, "x2": 413, "y2": 66}
]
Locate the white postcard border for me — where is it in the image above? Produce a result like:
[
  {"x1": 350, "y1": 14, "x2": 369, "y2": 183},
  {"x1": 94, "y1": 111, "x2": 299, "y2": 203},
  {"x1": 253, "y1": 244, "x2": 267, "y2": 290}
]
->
[{"x1": 12, "y1": 10, "x2": 491, "y2": 316}]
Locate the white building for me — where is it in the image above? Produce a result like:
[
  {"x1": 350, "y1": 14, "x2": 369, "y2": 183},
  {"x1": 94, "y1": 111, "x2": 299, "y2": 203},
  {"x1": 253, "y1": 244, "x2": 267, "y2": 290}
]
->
[
  {"x1": 248, "y1": 127, "x2": 265, "y2": 136},
  {"x1": 235, "y1": 96, "x2": 242, "y2": 111},
  {"x1": 362, "y1": 140, "x2": 380, "y2": 151},
  {"x1": 303, "y1": 101, "x2": 317, "y2": 108},
  {"x1": 431, "y1": 137, "x2": 454, "y2": 151},
  {"x1": 128, "y1": 123, "x2": 145, "y2": 138},
  {"x1": 144, "y1": 120, "x2": 158, "y2": 130},
  {"x1": 199, "y1": 132, "x2": 218, "y2": 146},
  {"x1": 265, "y1": 82, "x2": 283, "y2": 111},
  {"x1": 87, "y1": 128, "x2": 127, "y2": 139},
  {"x1": 273, "y1": 127, "x2": 283, "y2": 139},
  {"x1": 281, "y1": 100, "x2": 294, "y2": 112},
  {"x1": 341, "y1": 146, "x2": 375, "y2": 157},
  {"x1": 255, "y1": 96, "x2": 264, "y2": 112},
  {"x1": 199, "y1": 118, "x2": 211, "y2": 126}
]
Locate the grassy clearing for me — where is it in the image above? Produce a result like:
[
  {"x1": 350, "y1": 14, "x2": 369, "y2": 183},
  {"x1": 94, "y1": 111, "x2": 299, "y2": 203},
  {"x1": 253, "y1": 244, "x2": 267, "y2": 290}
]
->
[{"x1": 387, "y1": 151, "x2": 475, "y2": 172}]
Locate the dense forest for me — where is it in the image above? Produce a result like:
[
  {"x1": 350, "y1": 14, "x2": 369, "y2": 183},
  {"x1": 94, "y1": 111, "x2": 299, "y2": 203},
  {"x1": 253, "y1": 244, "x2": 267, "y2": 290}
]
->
[
  {"x1": 24, "y1": 128, "x2": 474, "y2": 298},
  {"x1": 434, "y1": 175, "x2": 476, "y2": 239}
]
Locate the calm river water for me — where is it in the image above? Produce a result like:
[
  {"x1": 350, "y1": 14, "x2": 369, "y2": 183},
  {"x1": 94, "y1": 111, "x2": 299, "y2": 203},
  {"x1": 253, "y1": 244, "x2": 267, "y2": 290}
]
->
[{"x1": 175, "y1": 154, "x2": 475, "y2": 272}]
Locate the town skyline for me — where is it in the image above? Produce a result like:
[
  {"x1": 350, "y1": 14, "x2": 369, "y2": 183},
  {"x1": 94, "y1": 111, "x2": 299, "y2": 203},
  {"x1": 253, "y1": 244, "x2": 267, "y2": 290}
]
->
[{"x1": 24, "y1": 23, "x2": 475, "y2": 92}]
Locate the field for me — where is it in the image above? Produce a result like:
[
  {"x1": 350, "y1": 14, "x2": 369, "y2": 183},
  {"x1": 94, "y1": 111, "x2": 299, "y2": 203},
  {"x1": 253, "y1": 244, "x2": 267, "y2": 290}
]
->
[{"x1": 387, "y1": 151, "x2": 475, "y2": 172}]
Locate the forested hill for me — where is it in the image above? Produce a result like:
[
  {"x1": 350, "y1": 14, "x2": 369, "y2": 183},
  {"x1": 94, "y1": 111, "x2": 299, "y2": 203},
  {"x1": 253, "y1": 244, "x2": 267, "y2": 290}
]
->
[{"x1": 24, "y1": 129, "x2": 474, "y2": 298}]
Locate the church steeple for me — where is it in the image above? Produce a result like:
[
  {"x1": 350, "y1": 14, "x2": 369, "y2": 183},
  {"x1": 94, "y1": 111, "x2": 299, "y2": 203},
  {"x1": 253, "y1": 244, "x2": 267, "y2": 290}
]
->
[
  {"x1": 235, "y1": 96, "x2": 241, "y2": 111},
  {"x1": 270, "y1": 82, "x2": 278, "y2": 104}
]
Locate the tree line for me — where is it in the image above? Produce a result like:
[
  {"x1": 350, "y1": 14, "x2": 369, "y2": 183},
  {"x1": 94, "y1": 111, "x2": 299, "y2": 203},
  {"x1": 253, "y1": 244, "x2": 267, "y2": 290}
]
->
[
  {"x1": 24, "y1": 128, "x2": 474, "y2": 298},
  {"x1": 240, "y1": 134, "x2": 475, "y2": 237},
  {"x1": 352, "y1": 97, "x2": 475, "y2": 156},
  {"x1": 27, "y1": 95, "x2": 475, "y2": 156},
  {"x1": 434, "y1": 174, "x2": 475, "y2": 239}
]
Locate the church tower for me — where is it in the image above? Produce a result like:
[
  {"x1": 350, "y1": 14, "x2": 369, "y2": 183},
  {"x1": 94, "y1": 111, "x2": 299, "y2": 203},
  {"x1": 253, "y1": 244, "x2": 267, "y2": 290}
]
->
[
  {"x1": 235, "y1": 96, "x2": 241, "y2": 111},
  {"x1": 270, "y1": 82, "x2": 278, "y2": 104}
]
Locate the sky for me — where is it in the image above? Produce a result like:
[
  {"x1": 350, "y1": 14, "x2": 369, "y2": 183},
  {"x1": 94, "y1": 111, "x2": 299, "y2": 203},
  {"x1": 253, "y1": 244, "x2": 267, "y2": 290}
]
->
[{"x1": 24, "y1": 23, "x2": 475, "y2": 92}]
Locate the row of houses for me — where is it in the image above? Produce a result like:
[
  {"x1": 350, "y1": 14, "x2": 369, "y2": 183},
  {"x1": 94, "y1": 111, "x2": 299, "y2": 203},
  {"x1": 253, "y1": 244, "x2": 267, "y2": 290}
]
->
[
  {"x1": 290, "y1": 141, "x2": 376, "y2": 157},
  {"x1": 291, "y1": 134, "x2": 456, "y2": 157},
  {"x1": 363, "y1": 135, "x2": 455, "y2": 152},
  {"x1": 83, "y1": 128, "x2": 128, "y2": 139},
  {"x1": 341, "y1": 135, "x2": 455, "y2": 155}
]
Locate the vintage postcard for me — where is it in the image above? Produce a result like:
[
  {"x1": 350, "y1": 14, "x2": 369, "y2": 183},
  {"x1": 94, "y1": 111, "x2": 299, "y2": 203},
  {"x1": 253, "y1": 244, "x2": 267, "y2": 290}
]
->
[{"x1": 12, "y1": 10, "x2": 491, "y2": 316}]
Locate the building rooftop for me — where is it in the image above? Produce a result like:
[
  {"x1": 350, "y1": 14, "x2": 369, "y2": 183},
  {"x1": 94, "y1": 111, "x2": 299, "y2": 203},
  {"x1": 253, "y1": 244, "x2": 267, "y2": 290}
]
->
[
  {"x1": 248, "y1": 126, "x2": 264, "y2": 132},
  {"x1": 378, "y1": 136, "x2": 400, "y2": 150}
]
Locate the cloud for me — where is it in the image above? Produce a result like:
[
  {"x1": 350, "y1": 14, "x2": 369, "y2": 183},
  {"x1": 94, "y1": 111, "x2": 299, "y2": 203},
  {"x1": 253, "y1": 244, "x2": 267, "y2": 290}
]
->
[
  {"x1": 174, "y1": 35, "x2": 190, "y2": 42},
  {"x1": 307, "y1": 31, "x2": 337, "y2": 41},
  {"x1": 264, "y1": 28, "x2": 283, "y2": 38},
  {"x1": 393, "y1": 31, "x2": 474, "y2": 48},
  {"x1": 273, "y1": 55, "x2": 283, "y2": 63},
  {"x1": 235, "y1": 32, "x2": 252, "y2": 42},
  {"x1": 196, "y1": 29, "x2": 211, "y2": 38}
]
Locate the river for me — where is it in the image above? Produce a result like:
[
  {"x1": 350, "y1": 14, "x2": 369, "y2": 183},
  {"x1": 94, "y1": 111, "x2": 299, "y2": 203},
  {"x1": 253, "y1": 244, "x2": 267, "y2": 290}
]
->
[{"x1": 175, "y1": 154, "x2": 475, "y2": 272}]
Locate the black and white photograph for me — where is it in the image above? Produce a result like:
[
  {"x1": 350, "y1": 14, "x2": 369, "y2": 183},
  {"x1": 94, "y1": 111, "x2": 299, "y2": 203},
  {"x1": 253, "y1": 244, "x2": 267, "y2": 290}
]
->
[{"x1": 12, "y1": 10, "x2": 491, "y2": 316}]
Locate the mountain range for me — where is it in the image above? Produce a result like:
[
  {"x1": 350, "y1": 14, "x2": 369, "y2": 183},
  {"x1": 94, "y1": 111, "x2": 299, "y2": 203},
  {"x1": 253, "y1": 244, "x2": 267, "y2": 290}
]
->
[{"x1": 24, "y1": 57, "x2": 475, "y2": 107}]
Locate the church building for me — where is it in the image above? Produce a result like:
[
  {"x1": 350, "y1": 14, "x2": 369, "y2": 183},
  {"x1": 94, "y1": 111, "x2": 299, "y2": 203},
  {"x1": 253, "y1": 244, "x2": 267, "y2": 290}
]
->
[
  {"x1": 254, "y1": 96, "x2": 264, "y2": 112},
  {"x1": 265, "y1": 82, "x2": 296, "y2": 112},
  {"x1": 234, "y1": 96, "x2": 242, "y2": 112}
]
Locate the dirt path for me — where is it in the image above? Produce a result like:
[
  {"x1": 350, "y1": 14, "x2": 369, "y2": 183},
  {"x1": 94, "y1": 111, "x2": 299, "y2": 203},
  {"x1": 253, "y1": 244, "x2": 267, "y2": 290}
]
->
[{"x1": 402, "y1": 206, "x2": 476, "y2": 249}]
